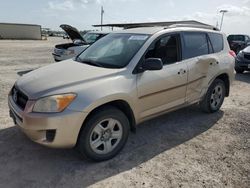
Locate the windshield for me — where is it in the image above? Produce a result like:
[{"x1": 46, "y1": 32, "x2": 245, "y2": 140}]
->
[
  {"x1": 77, "y1": 33, "x2": 149, "y2": 68},
  {"x1": 228, "y1": 35, "x2": 244, "y2": 42},
  {"x1": 83, "y1": 33, "x2": 106, "y2": 44}
]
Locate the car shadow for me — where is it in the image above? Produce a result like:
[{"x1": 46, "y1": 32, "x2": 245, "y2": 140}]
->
[
  {"x1": 235, "y1": 71, "x2": 250, "y2": 84},
  {"x1": 0, "y1": 105, "x2": 223, "y2": 187}
]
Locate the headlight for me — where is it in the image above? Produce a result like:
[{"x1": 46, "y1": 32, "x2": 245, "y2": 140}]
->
[
  {"x1": 33, "y1": 93, "x2": 76, "y2": 113},
  {"x1": 237, "y1": 51, "x2": 243, "y2": 57}
]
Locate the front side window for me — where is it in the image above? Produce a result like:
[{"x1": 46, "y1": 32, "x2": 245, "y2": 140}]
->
[
  {"x1": 208, "y1": 33, "x2": 224, "y2": 53},
  {"x1": 183, "y1": 32, "x2": 209, "y2": 59},
  {"x1": 77, "y1": 33, "x2": 149, "y2": 68},
  {"x1": 145, "y1": 34, "x2": 180, "y2": 65}
]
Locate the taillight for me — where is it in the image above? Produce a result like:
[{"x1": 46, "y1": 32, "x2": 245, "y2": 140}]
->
[{"x1": 229, "y1": 50, "x2": 236, "y2": 58}]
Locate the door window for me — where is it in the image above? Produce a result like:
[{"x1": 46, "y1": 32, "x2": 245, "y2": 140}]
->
[
  {"x1": 145, "y1": 34, "x2": 180, "y2": 65},
  {"x1": 182, "y1": 33, "x2": 209, "y2": 59},
  {"x1": 208, "y1": 33, "x2": 224, "y2": 53}
]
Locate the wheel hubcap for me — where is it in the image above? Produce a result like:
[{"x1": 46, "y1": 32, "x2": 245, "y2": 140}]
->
[
  {"x1": 210, "y1": 85, "x2": 223, "y2": 109},
  {"x1": 90, "y1": 118, "x2": 123, "y2": 154}
]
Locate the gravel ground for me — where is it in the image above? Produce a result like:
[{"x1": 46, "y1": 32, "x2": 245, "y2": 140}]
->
[{"x1": 0, "y1": 38, "x2": 249, "y2": 188}]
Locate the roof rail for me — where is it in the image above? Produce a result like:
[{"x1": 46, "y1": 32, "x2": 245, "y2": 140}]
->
[
  {"x1": 166, "y1": 24, "x2": 219, "y2": 31},
  {"x1": 92, "y1": 20, "x2": 218, "y2": 30}
]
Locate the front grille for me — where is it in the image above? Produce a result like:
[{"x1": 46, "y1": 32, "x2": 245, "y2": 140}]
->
[
  {"x1": 11, "y1": 86, "x2": 28, "y2": 110},
  {"x1": 244, "y1": 54, "x2": 250, "y2": 60}
]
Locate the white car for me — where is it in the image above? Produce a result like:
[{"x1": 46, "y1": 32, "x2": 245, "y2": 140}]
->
[{"x1": 52, "y1": 24, "x2": 108, "y2": 62}]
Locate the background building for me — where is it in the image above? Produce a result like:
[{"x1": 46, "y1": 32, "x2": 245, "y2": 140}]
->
[{"x1": 0, "y1": 23, "x2": 42, "y2": 40}]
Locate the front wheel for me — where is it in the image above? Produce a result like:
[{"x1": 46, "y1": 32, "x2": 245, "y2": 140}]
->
[
  {"x1": 200, "y1": 79, "x2": 226, "y2": 113},
  {"x1": 77, "y1": 106, "x2": 130, "y2": 161}
]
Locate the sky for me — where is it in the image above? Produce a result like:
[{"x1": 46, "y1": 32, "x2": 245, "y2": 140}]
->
[{"x1": 0, "y1": 0, "x2": 250, "y2": 34}]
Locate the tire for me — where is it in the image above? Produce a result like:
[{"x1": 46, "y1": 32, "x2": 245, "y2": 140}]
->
[
  {"x1": 200, "y1": 79, "x2": 226, "y2": 113},
  {"x1": 77, "y1": 106, "x2": 130, "y2": 161},
  {"x1": 235, "y1": 68, "x2": 244, "y2": 74}
]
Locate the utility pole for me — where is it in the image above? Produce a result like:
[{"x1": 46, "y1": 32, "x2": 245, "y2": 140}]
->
[
  {"x1": 101, "y1": 6, "x2": 104, "y2": 31},
  {"x1": 219, "y1": 10, "x2": 228, "y2": 31}
]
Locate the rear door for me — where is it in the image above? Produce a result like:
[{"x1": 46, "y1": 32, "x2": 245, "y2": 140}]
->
[
  {"x1": 136, "y1": 33, "x2": 188, "y2": 119},
  {"x1": 181, "y1": 32, "x2": 224, "y2": 103},
  {"x1": 181, "y1": 32, "x2": 214, "y2": 102}
]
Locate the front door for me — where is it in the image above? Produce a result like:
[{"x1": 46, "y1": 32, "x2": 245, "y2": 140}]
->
[{"x1": 136, "y1": 34, "x2": 188, "y2": 119}]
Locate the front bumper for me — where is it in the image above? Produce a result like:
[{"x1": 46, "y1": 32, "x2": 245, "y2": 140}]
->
[
  {"x1": 52, "y1": 48, "x2": 76, "y2": 62},
  {"x1": 52, "y1": 53, "x2": 68, "y2": 62},
  {"x1": 235, "y1": 58, "x2": 250, "y2": 70},
  {"x1": 8, "y1": 95, "x2": 87, "y2": 148}
]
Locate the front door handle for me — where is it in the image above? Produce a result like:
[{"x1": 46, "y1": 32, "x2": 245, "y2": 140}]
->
[{"x1": 178, "y1": 69, "x2": 186, "y2": 75}]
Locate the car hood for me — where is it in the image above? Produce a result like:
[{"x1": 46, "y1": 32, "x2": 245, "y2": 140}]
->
[
  {"x1": 60, "y1": 24, "x2": 86, "y2": 42},
  {"x1": 16, "y1": 60, "x2": 121, "y2": 99},
  {"x1": 242, "y1": 46, "x2": 250, "y2": 53}
]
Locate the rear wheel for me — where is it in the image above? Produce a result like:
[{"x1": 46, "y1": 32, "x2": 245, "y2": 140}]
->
[
  {"x1": 77, "y1": 106, "x2": 130, "y2": 161},
  {"x1": 200, "y1": 79, "x2": 226, "y2": 113}
]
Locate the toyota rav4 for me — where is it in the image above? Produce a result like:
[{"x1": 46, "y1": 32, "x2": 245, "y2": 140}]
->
[{"x1": 9, "y1": 25, "x2": 235, "y2": 161}]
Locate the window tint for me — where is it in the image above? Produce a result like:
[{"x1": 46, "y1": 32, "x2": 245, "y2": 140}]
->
[
  {"x1": 183, "y1": 33, "x2": 209, "y2": 59},
  {"x1": 208, "y1": 33, "x2": 224, "y2": 53},
  {"x1": 227, "y1": 35, "x2": 233, "y2": 42},
  {"x1": 227, "y1": 35, "x2": 245, "y2": 42},
  {"x1": 145, "y1": 35, "x2": 179, "y2": 65}
]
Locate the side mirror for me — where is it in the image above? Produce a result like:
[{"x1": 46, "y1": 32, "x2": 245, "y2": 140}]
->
[{"x1": 142, "y1": 58, "x2": 163, "y2": 71}]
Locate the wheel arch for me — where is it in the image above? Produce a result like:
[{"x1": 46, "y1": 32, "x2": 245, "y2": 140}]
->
[
  {"x1": 215, "y1": 73, "x2": 230, "y2": 97},
  {"x1": 78, "y1": 99, "x2": 137, "y2": 139}
]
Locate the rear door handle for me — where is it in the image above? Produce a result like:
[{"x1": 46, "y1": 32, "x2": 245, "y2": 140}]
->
[
  {"x1": 178, "y1": 69, "x2": 186, "y2": 75},
  {"x1": 210, "y1": 62, "x2": 219, "y2": 66}
]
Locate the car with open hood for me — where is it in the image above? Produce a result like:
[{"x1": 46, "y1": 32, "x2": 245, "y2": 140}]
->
[
  {"x1": 52, "y1": 24, "x2": 108, "y2": 61},
  {"x1": 235, "y1": 45, "x2": 250, "y2": 73},
  {"x1": 9, "y1": 24, "x2": 235, "y2": 161}
]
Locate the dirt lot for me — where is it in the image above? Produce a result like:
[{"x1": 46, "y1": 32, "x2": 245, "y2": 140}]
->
[{"x1": 0, "y1": 38, "x2": 249, "y2": 188}]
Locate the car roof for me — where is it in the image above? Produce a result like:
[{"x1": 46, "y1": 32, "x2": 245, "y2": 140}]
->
[
  {"x1": 114, "y1": 27, "x2": 165, "y2": 35},
  {"x1": 113, "y1": 26, "x2": 222, "y2": 35}
]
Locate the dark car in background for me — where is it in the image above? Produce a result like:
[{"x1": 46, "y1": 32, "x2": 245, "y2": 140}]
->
[
  {"x1": 235, "y1": 45, "x2": 250, "y2": 73},
  {"x1": 227, "y1": 34, "x2": 250, "y2": 54}
]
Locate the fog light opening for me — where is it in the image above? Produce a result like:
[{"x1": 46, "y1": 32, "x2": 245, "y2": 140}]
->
[{"x1": 46, "y1": 130, "x2": 56, "y2": 142}]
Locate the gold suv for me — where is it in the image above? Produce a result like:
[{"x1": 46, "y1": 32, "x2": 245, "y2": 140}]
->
[{"x1": 8, "y1": 25, "x2": 235, "y2": 161}]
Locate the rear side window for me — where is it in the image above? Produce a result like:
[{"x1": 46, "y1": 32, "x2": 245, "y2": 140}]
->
[
  {"x1": 183, "y1": 33, "x2": 209, "y2": 59},
  {"x1": 208, "y1": 33, "x2": 224, "y2": 53}
]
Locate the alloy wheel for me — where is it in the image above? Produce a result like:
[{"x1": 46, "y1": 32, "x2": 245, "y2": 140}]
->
[{"x1": 89, "y1": 118, "x2": 123, "y2": 154}]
